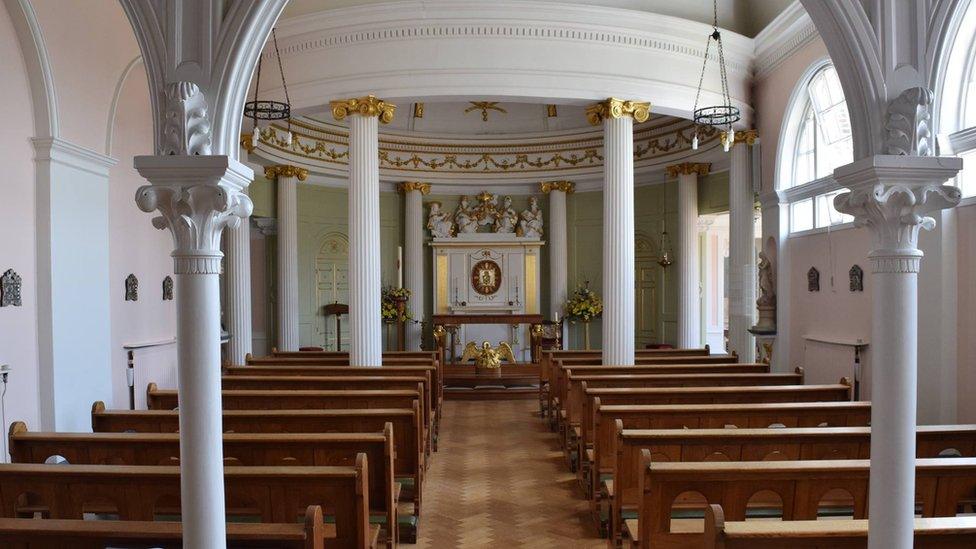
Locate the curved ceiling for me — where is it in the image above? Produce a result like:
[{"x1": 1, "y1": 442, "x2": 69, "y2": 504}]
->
[{"x1": 281, "y1": 0, "x2": 793, "y2": 38}]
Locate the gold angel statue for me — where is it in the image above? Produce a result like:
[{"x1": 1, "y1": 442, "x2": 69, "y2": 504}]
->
[{"x1": 461, "y1": 340, "x2": 517, "y2": 370}]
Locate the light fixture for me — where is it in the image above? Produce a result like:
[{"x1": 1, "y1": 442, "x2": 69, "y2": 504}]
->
[
  {"x1": 657, "y1": 219, "x2": 673, "y2": 268},
  {"x1": 243, "y1": 28, "x2": 293, "y2": 149},
  {"x1": 691, "y1": 0, "x2": 740, "y2": 152}
]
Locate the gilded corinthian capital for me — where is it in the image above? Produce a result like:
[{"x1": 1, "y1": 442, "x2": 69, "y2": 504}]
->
[
  {"x1": 586, "y1": 98, "x2": 651, "y2": 125},
  {"x1": 264, "y1": 165, "x2": 309, "y2": 181},
  {"x1": 539, "y1": 181, "x2": 575, "y2": 194},
  {"x1": 330, "y1": 95, "x2": 396, "y2": 124},
  {"x1": 398, "y1": 181, "x2": 431, "y2": 195},
  {"x1": 665, "y1": 163, "x2": 711, "y2": 178}
]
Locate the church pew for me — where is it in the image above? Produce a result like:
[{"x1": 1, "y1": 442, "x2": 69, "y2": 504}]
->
[
  {"x1": 628, "y1": 454, "x2": 976, "y2": 549},
  {"x1": 563, "y1": 369, "x2": 803, "y2": 457},
  {"x1": 700, "y1": 504, "x2": 976, "y2": 549},
  {"x1": 610, "y1": 425, "x2": 976, "y2": 544},
  {"x1": 271, "y1": 350, "x2": 438, "y2": 360},
  {"x1": 9, "y1": 421, "x2": 399, "y2": 546},
  {"x1": 539, "y1": 348, "x2": 713, "y2": 417},
  {"x1": 0, "y1": 505, "x2": 326, "y2": 549},
  {"x1": 590, "y1": 400, "x2": 873, "y2": 529},
  {"x1": 220, "y1": 374, "x2": 434, "y2": 455},
  {"x1": 91, "y1": 402, "x2": 425, "y2": 529},
  {"x1": 0, "y1": 460, "x2": 374, "y2": 549}
]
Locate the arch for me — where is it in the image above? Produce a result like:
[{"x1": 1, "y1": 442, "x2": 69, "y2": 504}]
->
[
  {"x1": 2, "y1": 0, "x2": 58, "y2": 139},
  {"x1": 930, "y1": 0, "x2": 976, "y2": 136},
  {"x1": 104, "y1": 55, "x2": 144, "y2": 156},
  {"x1": 746, "y1": 489, "x2": 784, "y2": 520},
  {"x1": 669, "y1": 490, "x2": 709, "y2": 533},
  {"x1": 774, "y1": 56, "x2": 835, "y2": 191},
  {"x1": 816, "y1": 487, "x2": 856, "y2": 519}
]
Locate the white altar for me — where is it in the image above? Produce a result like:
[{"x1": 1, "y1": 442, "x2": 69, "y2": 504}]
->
[{"x1": 431, "y1": 233, "x2": 544, "y2": 361}]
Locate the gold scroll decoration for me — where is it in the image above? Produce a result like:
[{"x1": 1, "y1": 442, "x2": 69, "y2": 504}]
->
[
  {"x1": 586, "y1": 98, "x2": 651, "y2": 125},
  {"x1": 733, "y1": 129, "x2": 759, "y2": 145},
  {"x1": 665, "y1": 162, "x2": 711, "y2": 178},
  {"x1": 264, "y1": 165, "x2": 309, "y2": 181},
  {"x1": 397, "y1": 182, "x2": 431, "y2": 195},
  {"x1": 539, "y1": 181, "x2": 576, "y2": 194},
  {"x1": 330, "y1": 95, "x2": 396, "y2": 124}
]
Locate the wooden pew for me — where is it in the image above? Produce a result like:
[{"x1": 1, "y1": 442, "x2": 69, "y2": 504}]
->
[
  {"x1": 0, "y1": 505, "x2": 325, "y2": 549},
  {"x1": 629, "y1": 454, "x2": 976, "y2": 549},
  {"x1": 701, "y1": 505, "x2": 976, "y2": 549},
  {"x1": 220, "y1": 374, "x2": 435, "y2": 455},
  {"x1": 9, "y1": 421, "x2": 399, "y2": 546},
  {"x1": 611, "y1": 424, "x2": 976, "y2": 544},
  {"x1": 271, "y1": 350, "x2": 438, "y2": 360},
  {"x1": 91, "y1": 402, "x2": 425, "y2": 536},
  {"x1": 590, "y1": 400, "x2": 874, "y2": 533},
  {"x1": 539, "y1": 348, "x2": 713, "y2": 417},
  {"x1": 563, "y1": 369, "x2": 803, "y2": 459},
  {"x1": 0, "y1": 459, "x2": 375, "y2": 549}
]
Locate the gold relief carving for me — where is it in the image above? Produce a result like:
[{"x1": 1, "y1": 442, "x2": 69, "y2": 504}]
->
[
  {"x1": 546, "y1": 104, "x2": 558, "y2": 118},
  {"x1": 665, "y1": 162, "x2": 711, "y2": 178},
  {"x1": 240, "y1": 133, "x2": 255, "y2": 153},
  {"x1": 413, "y1": 103, "x2": 424, "y2": 118},
  {"x1": 471, "y1": 260, "x2": 502, "y2": 295},
  {"x1": 539, "y1": 181, "x2": 576, "y2": 194},
  {"x1": 734, "y1": 129, "x2": 759, "y2": 145},
  {"x1": 398, "y1": 182, "x2": 431, "y2": 195},
  {"x1": 465, "y1": 101, "x2": 507, "y2": 122},
  {"x1": 330, "y1": 95, "x2": 396, "y2": 124},
  {"x1": 586, "y1": 98, "x2": 651, "y2": 125},
  {"x1": 264, "y1": 165, "x2": 309, "y2": 181}
]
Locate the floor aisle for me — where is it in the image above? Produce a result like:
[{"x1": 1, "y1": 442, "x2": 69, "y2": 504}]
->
[{"x1": 414, "y1": 399, "x2": 605, "y2": 548}]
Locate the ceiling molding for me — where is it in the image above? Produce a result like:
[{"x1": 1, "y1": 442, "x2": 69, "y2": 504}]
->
[{"x1": 752, "y1": 1, "x2": 820, "y2": 80}]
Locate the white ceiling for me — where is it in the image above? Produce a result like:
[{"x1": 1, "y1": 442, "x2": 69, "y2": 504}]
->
[{"x1": 281, "y1": 0, "x2": 794, "y2": 38}]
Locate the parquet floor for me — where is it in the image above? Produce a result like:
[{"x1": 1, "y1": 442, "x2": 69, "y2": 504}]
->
[{"x1": 413, "y1": 399, "x2": 604, "y2": 548}]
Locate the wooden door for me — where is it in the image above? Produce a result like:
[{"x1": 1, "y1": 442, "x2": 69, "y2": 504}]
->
[{"x1": 315, "y1": 233, "x2": 349, "y2": 350}]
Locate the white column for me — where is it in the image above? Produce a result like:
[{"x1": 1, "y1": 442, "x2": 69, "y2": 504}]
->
[
  {"x1": 267, "y1": 165, "x2": 306, "y2": 352},
  {"x1": 669, "y1": 163, "x2": 708, "y2": 349},
  {"x1": 542, "y1": 181, "x2": 573, "y2": 320},
  {"x1": 587, "y1": 99, "x2": 649, "y2": 365},
  {"x1": 332, "y1": 96, "x2": 396, "y2": 366},
  {"x1": 135, "y1": 155, "x2": 254, "y2": 549},
  {"x1": 225, "y1": 221, "x2": 252, "y2": 363},
  {"x1": 834, "y1": 155, "x2": 960, "y2": 549},
  {"x1": 728, "y1": 131, "x2": 756, "y2": 361},
  {"x1": 400, "y1": 182, "x2": 430, "y2": 350}
]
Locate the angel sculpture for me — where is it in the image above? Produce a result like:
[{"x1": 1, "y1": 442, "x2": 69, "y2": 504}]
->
[{"x1": 460, "y1": 340, "x2": 517, "y2": 373}]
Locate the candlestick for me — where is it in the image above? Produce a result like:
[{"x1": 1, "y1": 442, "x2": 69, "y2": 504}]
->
[
  {"x1": 331, "y1": 264, "x2": 337, "y2": 302},
  {"x1": 397, "y1": 246, "x2": 403, "y2": 288}
]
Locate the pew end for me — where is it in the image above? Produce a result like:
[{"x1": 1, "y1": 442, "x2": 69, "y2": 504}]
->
[
  {"x1": 704, "y1": 504, "x2": 726, "y2": 549},
  {"x1": 146, "y1": 382, "x2": 159, "y2": 409}
]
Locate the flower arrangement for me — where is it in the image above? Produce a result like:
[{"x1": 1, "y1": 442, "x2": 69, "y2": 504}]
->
[
  {"x1": 381, "y1": 286, "x2": 413, "y2": 322},
  {"x1": 564, "y1": 282, "x2": 603, "y2": 322}
]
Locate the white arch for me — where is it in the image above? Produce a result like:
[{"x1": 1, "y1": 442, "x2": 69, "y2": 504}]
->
[
  {"x1": 104, "y1": 55, "x2": 144, "y2": 156},
  {"x1": 2, "y1": 0, "x2": 57, "y2": 139}
]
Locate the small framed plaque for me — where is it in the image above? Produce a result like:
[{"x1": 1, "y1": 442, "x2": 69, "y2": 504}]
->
[{"x1": 471, "y1": 259, "x2": 502, "y2": 295}]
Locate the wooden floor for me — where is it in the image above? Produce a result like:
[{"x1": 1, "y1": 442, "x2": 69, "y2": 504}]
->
[{"x1": 413, "y1": 400, "x2": 604, "y2": 548}]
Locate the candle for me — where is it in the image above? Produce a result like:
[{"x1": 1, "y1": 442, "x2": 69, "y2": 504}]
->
[
  {"x1": 332, "y1": 264, "x2": 337, "y2": 302},
  {"x1": 397, "y1": 246, "x2": 403, "y2": 288},
  {"x1": 553, "y1": 312, "x2": 559, "y2": 322}
]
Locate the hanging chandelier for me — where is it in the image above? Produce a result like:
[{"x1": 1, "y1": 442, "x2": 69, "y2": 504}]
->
[
  {"x1": 691, "y1": 0, "x2": 740, "y2": 153},
  {"x1": 243, "y1": 28, "x2": 292, "y2": 150}
]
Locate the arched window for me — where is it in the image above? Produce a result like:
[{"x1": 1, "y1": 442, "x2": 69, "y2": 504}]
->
[
  {"x1": 778, "y1": 62, "x2": 854, "y2": 233},
  {"x1": 939, "y1": 0, "x2": 976, "y2": 198}
]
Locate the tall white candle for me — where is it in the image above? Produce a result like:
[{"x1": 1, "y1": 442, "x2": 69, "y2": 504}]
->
[{"x1": 397, "y1": 246, "x2": 403, "y2": 288}]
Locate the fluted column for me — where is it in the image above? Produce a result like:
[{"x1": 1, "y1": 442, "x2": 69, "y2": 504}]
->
[
  {"x1": 834, "y1": 155, "x2": 960, "y2": 549},
  {"x1": 225, "y1": 221, "x2": 252, "y2": 364},
  {"x1": 266, "y1": 165, "x2": 307, "y2": 352},
  {"x1": 399, "y1": 181, "x2": 430, "y2": 350},
  {"x1": 728, "y1": 130, "x2": 757, "y2": 360},
  {"x1": 587, "y1": 98, "x2": 650, "y2": 365},
  {"x1": 332, "y1": 96, "x2": 396, "y2": 366},
  {"x1": 541, "y1": 181, "x2": 574, "y2": 320},
  {"x1": 668, "y1": 162, "x2": 710, "y2": 348},
  {"x1": 135, "y1": 155, "x2": 253, "y2": 548}
]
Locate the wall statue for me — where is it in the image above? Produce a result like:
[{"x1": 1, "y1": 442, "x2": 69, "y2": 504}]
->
[
  {"x1": 427, "y1": 201, "x2": 454, "y2": 238},
  {"x1": 517, "y1": 196, "x2": 544, "y2": 238},
  {"x1": 849, "y1": 265, "x2": 864, "y2": 292},
  {"x1": 807, "y1": 267, "x2": 820, "y2": 292},
  {"x1": 125, "y1": 274, "x2": 139, "y2": 301},
  {"x1": 757, "y1": 252, "x2": 775, "y2": 307},
  {"x1": 0, "y1": 269, "x2": 22, "y2": 307},
  {"x1": 494, "y1": 195, "x2": 517, "y2": 233}
]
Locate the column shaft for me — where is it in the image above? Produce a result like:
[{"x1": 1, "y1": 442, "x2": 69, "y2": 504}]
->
[
  {"x1": 676, "y1": 171, "x2": 700, "y2": 348},
  {"x1": 548, "y1": 188, "x2": 569, "y2": 319},
  {"x1": 276, "y1": 174, "x2": 300, "y2": 351},
  {"x1": 404, "y1": 187, "x2": 425, "y2": 349},
  {"x1": 225, "y1": 222, "x2": 252, "y2": 363},
  {"x1": 728, "y1": 141, "x2": 755, "y2": 360},
  {"x1": 602, "y1": 115, "x2": 636, "y2": 365},
  {"x1": 348, "y1": 114, "x2": 383, "y2": 366}
]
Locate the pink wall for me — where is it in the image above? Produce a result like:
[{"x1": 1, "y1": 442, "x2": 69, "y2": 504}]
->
[
  {"x1": 957, "y1": 203, "x2": 976, "y2": 422},
  {"x1": 107, "y1": 62, "x2": 178, "y2": 407},
  {"x1": 0, "y1": 2, "x2": 41, "y2": 439}
]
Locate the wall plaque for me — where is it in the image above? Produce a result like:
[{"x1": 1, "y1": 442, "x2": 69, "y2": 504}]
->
[
  {"x1": 162, "y1": 276, "x2": 174, "y2": 301},
  {"x1": 0, "y1": 269, "x2": 22, "y2": 307},
  {"x1": 807, "y1": 267, "x2": 820, "y2": 292},
  {"x1": 849, "y1": 265, "x2": 864, "y2": 292},
  {"x1": 471, "y1": 259, "x2": 502, "y2": 295},
  {"x1": 125, "y1": 274, "x2": 139, "y2": 301}
]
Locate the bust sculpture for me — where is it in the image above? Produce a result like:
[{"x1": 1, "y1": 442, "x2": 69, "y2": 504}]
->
[
  {"x1": 494, "y1": 195, "x2": 517, "y2": 233},
  {"x1": 427, "y1": 201, "x2": 454, "y2": 238},
  {"x1": 455, "y1": 196, "x2": 479, "y2": 234},
  {"x1": 517, "y1": 196, "x2": 544, "y2": 238}
]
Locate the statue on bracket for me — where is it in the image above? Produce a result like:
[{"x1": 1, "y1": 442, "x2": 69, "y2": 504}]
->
[
  {"x1": 494, "y1": 195, "x2": 517, "y2": 233},
  {"x1": 427, "y1": 201, "x2": 454, "y2": 238},
  {"x1": 162, "y1": 276, "x2": 174, "y2": 301},
  {"x1": 125, "y1": 274, "x2": 139, "y2": 301},
  {"x1": 517, "y1": 197, "x2": 544, "y2": 238},
  {"x1": 757, "y1": 252, "x2": 775, "y2": 307},
  {"x1": 455, "y1": 196, "x2": 479, "y2": 234},
  {"x1": 849, "y1": 265, "x2": 864, "y2": 292},
  {"x1": 1, "y1": 269, "x2": 22, "y2": 307},
  {"x1": 807, "y1": 267, "x2": 820, "y2": 292}
]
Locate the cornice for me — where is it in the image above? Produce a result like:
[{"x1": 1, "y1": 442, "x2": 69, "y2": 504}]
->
[
  {"x1": 31, "y1": 137, "x2": 118, "y2": 176},
  {"x1": 752, "y1": 2, "x2": 820, "y2": 80}
]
